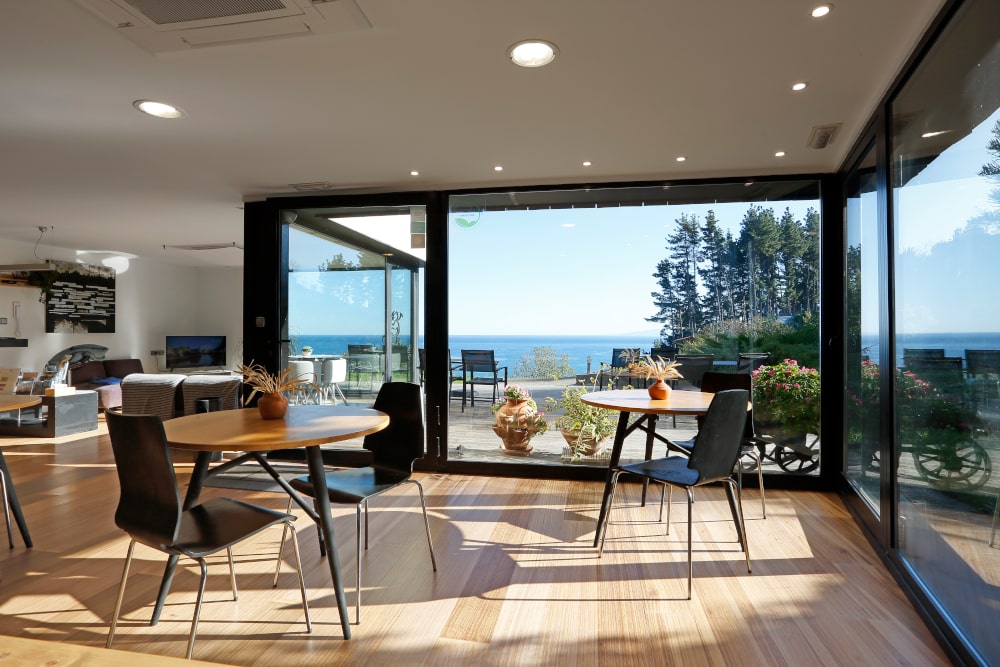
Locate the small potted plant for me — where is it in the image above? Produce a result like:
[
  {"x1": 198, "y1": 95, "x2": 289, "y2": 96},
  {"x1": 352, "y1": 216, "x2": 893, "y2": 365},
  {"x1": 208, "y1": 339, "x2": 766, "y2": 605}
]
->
[
  {"x1": 628, "y1": 355, "x2": 683, "y2": 399},
  {"x1": 545, "y1": 381, "x2": 619, "y2": 460},
  {"x1": 300, "y1": 345, "x2": 313, "y2": 357},
  {"x1": 237, "y1": 362, "x2": 317, "y2": 419},
  {"x1": 491, "y1": 384, "x2": 548, "y2": 456}
]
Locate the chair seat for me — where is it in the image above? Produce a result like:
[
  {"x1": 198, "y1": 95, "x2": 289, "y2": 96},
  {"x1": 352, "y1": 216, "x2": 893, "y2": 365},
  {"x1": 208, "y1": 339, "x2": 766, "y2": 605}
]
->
[
  {"x1": 165, "y1": 498, "x2": 294, "y2": 559},
  {"x1": 619, "y1": 456, "x2": 700, "y2": 487},
  {"x1": 289, "y1": 466, "x2": 412, "y2": 504}
]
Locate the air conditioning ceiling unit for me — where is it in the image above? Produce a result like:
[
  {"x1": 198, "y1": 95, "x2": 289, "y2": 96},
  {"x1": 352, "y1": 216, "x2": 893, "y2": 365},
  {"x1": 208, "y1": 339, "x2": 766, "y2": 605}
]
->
[{"x1": 75, "y1": 0, "x2": 371, "y2": 52}]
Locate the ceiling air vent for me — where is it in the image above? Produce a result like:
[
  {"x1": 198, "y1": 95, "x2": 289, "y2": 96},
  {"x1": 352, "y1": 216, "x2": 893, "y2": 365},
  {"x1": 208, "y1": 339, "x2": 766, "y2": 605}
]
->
[
  {"x1": 163, "y1": 242, "x2": 243, "y2": 251},
  {"x1": 75, "y1": 0, "x2": 371, "y2": 52},
  {"x1": 806, "y1": 123, "x2": 842, "y2": 150}
]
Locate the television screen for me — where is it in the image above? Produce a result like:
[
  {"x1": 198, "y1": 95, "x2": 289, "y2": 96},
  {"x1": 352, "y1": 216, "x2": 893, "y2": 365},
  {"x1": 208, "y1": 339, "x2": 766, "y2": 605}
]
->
[{"x1": 165, "y1": 335, "x2": 226, "y2": 369}]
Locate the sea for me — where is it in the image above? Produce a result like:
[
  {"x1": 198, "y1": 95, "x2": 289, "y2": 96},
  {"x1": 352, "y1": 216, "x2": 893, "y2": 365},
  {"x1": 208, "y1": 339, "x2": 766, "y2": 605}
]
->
[
  {"x1": 294, "y1": 334, "x2": 658, "y2": 375},
  {"x1": 295, "y1": 331, "x2": 1000, "y2": 374}
]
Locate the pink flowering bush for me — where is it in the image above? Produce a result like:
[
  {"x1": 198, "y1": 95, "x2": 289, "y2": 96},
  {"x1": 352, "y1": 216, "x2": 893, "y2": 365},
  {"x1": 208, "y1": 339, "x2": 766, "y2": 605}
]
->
[{"x1": 752, "y1": 358, "x2": 821, "y2": 432}]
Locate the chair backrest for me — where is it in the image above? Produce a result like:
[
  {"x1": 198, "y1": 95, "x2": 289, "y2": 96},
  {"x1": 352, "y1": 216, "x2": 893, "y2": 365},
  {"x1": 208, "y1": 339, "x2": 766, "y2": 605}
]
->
[
  {"x1": 649, "y1": 347, "x2": 678, "y2": 361},
  {"x1": 461, "y1": 349, "x2": 497, "y2": 374},
  {"x1": 906, "y1": 356, "x2": 965, "y2": 394},
  {"x1": 966, "y1": 349, "x2": 1000, "y2": 376},
  {"x1": 904, "y1": 348, "x2": 945, "y2": 360},
  {"x1": 675, "y1": 354, "x2": 715, "y2": 388},
  {"x1": 699, "y1": 371, "x2": 754, "y2": 438},
  {"x1": 687, "y1": 389, "x2": 751, "y2": 484},
  {"x1": 611, "y1": 348, "x2": 640, "y2": 368},
  {"x1": 736, "y1": 352, "x2": 769, "y2": 373},
  {"x1": 287, "y1": 360, "x2": 316, "y2": 383},
  {"x1": 105, "y1": 411, "x2": 183, "y2": 547},
  {"x1": 364, "y1": 382, "x2": 425, "y2": 473},
  {"x1": 323, "y1": 358, "x2": 347, "y2": 383}
]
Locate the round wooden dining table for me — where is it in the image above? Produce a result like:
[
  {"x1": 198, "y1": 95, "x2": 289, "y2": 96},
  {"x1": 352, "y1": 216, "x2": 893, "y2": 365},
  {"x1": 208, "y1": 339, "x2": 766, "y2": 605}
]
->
[
  {"x1": 581, "y1": 389, "x2": 717, "y2": 547},
  {"x1": 160, "y1": 404, "x2": 389, "y2": 640}
]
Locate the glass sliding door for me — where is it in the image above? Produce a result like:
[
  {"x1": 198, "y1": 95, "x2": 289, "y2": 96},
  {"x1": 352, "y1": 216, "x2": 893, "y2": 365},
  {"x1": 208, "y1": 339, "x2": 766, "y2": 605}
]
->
[
  {"x1": 285, "y1": 206, "x2": 424, "y2": 405},
  {"x1": 889, "y1": 0, "x2": 1000, "y2": 659},
  {"x1": 844, "y1": 142, "x2": 883, "y2": 514},
  {"x1": 445, "y1": 181, "x2": 822, "y2": 475}
]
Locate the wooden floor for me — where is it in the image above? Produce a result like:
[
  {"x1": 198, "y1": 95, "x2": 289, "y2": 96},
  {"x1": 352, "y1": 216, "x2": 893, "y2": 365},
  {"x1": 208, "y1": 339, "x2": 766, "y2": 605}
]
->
[{"x1": 0, "y1": 423, "x2": 950, "y2": 666}]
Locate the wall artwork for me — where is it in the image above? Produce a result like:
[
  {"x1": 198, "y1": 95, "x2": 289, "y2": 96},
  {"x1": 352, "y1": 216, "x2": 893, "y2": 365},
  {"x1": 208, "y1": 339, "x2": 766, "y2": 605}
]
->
[{"x1": 32, "y1": 262, "x2": 116, "y2": 333}]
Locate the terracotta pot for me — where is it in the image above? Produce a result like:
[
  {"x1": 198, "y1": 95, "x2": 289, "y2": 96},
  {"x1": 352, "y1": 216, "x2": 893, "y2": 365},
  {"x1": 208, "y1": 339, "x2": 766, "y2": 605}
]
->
[
  {"x1": 493, "y1": 398, "x2": 537, "y2": 455},
  {"x1": 647, "y1": 379, "x2": 671, "y2": 400},
  {"x1": 257, "y1": 392, "x2": 289, "y2": 419},
  {"x1": 560, "y1": 429, "x2": 608, "y2": 457}
]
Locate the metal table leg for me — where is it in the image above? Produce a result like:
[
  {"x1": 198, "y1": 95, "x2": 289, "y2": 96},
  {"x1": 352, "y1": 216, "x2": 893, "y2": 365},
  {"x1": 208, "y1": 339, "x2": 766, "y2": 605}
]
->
[
  {"x1": 0, "y1": 449, "x2": 32, "y2": 548},
  {"x1": 306, "y1": 445, "x2": 352, "y2": 639}
]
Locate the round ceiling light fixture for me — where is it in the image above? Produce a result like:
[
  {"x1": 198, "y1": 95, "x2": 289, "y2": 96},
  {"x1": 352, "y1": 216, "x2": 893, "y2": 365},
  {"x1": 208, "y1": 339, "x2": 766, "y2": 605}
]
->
[
  {"x1": 508, "y1": 40, "x2": 559, "y2": 68},
  {"x1": 133, "y1": 100, "x2": 185, "y2": 119},
  {"x1": 811, "y1": 4, "x2": 833, "y2": 18},
  {"x1": 792, "y1": 82, "x2": 808, "y2": 91}
]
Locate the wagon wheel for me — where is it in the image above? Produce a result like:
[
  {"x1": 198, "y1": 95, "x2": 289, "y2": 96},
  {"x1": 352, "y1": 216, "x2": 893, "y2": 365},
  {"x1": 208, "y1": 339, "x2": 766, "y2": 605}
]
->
[
  {"x1": 912, "y1": 439, "x2": 992, "y2": 491},
  {"x1": 775, "y1": 445, "x2": 820, "y2": 473},
  {"x1": 774, "y1": 434, "x2": 820, "y2": 474}
]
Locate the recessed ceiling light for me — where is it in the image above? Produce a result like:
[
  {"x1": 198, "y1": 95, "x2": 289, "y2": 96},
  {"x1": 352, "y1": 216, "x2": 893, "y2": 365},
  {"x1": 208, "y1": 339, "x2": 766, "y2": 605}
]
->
[
  {"x1": 582, "y1": 161, "x2": 592, "y2": 167},
  {"x1": 676, "y1": 156, "x2": 686, "y2": 162},
  {"x1": 921, "y1": 130, "x2": 951, "y2": 138},
  {"x1": 410, "y1": 170, "x2": 419, "y2": 176},
  {"x1": 792, "y1": 82, "x2": 808, "y2": 91},
  {"x1": 508, "y1": 40, "x2": 559, "y2": 68},
  {"x1": 775, "y1": 151, "x2": 786, "y2": 157},
  {"x1": 133, "y1": 99, "x2": 185, "y2": 119},
  {"x1": 494, "y1": 165, "x2": 504, "y2": 172},
  {"x1": 811, "y1": 4, "x2": 833, "y2": 18}
]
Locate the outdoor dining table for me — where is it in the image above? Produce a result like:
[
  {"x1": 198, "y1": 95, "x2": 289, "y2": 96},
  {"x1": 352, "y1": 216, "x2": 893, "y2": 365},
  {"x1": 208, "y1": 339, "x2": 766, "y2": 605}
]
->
[
  {"x1": 158, "y1": 404, "x2": 389, "y2": 639},
  {"x1": 0, "y1": 394, "x2": 42, "y2": 548},
  {"x1": 580, "y1": 389, "x2": 719, "y2": 547}
]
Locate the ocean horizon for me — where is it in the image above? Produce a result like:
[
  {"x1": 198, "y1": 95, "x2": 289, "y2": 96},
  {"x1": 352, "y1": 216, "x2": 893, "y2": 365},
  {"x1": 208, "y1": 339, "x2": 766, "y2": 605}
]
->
[
  {"x1": 293, "y1": 331, "x2": 1000, "y2": 376},
  {"x1": 294, "y1": 334, "x2": 660, "y2": 375}
]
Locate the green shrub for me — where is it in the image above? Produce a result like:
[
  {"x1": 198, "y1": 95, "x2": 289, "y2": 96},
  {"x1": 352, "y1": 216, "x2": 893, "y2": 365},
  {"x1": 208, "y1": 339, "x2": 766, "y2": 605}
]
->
[{"x1": 512, "y1": 346, "x2": 575, "y2": 379}]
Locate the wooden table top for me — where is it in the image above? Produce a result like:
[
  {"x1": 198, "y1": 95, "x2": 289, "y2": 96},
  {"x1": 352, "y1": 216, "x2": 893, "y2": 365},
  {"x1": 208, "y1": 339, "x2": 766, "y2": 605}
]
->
[
  {"x1": 0, "y1": 395, "x2": 42, "y2": 411},
  {"x1": 581, "y1": 389, "x2": 717, "y2": 415},
  {"x1": 163, "y1": 404, "x2": 389, "y2": 452}
]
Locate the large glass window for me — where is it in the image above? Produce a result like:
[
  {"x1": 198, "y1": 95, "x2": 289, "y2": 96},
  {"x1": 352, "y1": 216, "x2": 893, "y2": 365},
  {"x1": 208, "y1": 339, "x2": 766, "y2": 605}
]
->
[
  {"x1": 446, "y1": 182, "x2": 822, "y2": 474},
  {"x1": 890, "y1": 0, "x2": 1000, "y2": 660}
]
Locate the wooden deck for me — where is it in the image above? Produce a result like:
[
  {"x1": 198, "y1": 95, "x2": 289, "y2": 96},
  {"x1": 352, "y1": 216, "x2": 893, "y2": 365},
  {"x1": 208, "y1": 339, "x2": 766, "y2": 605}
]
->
[{"x1": 0, "y1": 419, "x2": 948, "y2": 666}]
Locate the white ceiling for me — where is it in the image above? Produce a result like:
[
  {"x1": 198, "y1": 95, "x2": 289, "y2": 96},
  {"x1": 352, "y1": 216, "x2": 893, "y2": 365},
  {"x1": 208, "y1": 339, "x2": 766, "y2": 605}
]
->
[{"x1": 0, "y1": 0, "x2": 946, "y2": 268}]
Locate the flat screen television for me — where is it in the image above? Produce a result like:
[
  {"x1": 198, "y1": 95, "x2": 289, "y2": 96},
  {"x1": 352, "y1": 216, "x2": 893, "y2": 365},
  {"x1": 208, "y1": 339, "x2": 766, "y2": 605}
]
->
[{"x1": 165, "y1": 335, "x2": 226, "y2": 370}]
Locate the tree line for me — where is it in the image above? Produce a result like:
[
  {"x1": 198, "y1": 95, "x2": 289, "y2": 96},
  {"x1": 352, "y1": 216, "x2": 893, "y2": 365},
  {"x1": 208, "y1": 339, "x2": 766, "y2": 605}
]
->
[{"x1": 647, "y1": 205, "x2": 820, "y2": 342}]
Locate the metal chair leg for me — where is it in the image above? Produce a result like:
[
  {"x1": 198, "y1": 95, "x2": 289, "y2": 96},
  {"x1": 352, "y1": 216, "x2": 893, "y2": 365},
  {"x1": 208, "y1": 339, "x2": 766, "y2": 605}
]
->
[
  {"x1": 227, "y1": 547, "x2": 238, "y2": 600},
  {"x1": 408, "y1": 479, "x2": 437, "y2": 571},
  {"x1": 272, "y1": 497, "x2": 293, "y2": 588},
  {"x1": 355, "y1": 504, "x2": 363, "y2": 624},
  {"x1": 686, "y1": 488, "x2": 694, "y2": 600},
  {"x1": 285, "y1": 522, "x2": 312, "y2": 632},
  {"x1": 0, "y1": 469, "x2": 13, "y2": 549},
  {"x1": 106, "y1": 540, "x2": 137, "y2": 649},
  {"x1": 187, "y1": 559, "x2": 209, "y2": 660}
]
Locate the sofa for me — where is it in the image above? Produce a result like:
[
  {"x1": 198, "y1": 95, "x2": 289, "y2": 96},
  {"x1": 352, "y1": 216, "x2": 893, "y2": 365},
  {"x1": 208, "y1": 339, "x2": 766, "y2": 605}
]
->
[{"x1": 69, "y1": 359, "x2": 144, "y2": 411}]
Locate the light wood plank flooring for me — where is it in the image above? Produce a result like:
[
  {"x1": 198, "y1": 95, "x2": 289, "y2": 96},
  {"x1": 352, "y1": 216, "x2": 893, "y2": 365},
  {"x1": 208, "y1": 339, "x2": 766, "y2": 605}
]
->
[{"x1": 0, "y1": 424, "x2": 949, "y2": 666}]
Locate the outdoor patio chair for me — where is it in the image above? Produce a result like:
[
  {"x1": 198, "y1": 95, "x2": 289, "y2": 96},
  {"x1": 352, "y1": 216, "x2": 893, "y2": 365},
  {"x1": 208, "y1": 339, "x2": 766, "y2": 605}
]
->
[{"x1": 460, "y1": 349, "x2": 507, "y2": 410}]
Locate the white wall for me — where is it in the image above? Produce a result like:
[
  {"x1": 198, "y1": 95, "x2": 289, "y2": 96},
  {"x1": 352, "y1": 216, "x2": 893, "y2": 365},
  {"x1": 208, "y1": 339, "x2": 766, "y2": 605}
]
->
[{"x1": 0, "y1": 239, "x2": 242, "y2": 374}]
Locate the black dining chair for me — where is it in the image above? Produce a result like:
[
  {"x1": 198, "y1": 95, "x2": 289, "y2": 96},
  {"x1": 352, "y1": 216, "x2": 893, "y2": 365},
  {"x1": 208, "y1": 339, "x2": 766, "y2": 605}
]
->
[
  {"x1": 460, "y1": 349, "x2": 507, "y2": 410},
  {"x1": 286, "y1": 382, "x2": 436, "y2": 624},
  {"x1": 599, "y1": 389, "x2": 752, "y2": 599},
  {"x1": 104, "y1": 411, "x2": 311, "y2": 660},
  {"x1": 667, "y1": 371, "x2": 766, "y2": 518}
]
